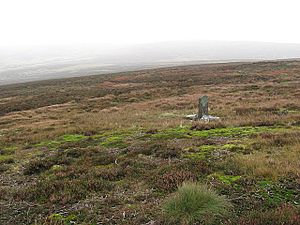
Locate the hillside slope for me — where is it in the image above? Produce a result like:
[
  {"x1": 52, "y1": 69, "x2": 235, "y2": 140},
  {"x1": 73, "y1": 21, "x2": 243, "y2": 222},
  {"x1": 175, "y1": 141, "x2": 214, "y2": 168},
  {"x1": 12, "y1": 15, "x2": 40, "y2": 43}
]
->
[{"x1": 0, "y1": 60, "x2": 300, "y2": 224}]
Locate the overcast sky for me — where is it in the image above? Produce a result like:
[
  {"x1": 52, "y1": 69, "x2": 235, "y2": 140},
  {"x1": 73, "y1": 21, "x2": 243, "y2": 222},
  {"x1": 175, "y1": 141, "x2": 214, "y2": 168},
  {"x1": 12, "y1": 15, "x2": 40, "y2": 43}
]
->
[{"x1": 1, "y1": 0, "x2": 300, "y2": 48}]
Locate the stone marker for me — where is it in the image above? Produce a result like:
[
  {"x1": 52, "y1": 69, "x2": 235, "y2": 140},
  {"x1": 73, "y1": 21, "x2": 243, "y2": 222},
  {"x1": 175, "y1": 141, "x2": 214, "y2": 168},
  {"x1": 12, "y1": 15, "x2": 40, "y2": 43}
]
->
[
  {"x1": 185, "y1": 95, "x2": 220, "y2": 121},
  {"x1": 198, "y1": 95, "x2": 208, "y2": 119}
]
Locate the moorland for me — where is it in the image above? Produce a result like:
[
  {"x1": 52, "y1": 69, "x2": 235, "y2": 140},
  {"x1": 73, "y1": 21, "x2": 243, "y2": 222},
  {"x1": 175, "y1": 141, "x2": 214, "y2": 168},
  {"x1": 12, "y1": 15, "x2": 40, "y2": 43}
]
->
[{"x1": 0, "y1": 60, "x2": 300, "y2": 224}]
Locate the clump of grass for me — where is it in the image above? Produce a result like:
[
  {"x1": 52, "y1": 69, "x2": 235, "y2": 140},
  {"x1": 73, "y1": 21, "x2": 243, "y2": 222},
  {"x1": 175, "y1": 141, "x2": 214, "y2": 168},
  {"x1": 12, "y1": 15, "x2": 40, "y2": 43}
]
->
[{"x1": 163, "y1": 182, "x2": 232, "y2": 225}]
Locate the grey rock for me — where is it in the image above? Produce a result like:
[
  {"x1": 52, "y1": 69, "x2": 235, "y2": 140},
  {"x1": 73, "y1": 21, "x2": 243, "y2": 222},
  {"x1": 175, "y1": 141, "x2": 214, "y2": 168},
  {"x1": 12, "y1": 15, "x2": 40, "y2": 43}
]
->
[
  {"x1": 198, "y1": 95, "x2": 209, "y2": 118},
  {"x1": 185, "y1": 96, "x2": 220, "y2": 121}
]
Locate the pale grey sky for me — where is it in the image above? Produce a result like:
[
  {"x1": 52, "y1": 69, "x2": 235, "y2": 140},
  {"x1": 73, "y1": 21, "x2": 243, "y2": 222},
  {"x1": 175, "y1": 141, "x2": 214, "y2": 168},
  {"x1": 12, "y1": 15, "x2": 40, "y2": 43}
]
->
[{"x1": 1, "y1": 0, "x2": 300, "y2": 48}]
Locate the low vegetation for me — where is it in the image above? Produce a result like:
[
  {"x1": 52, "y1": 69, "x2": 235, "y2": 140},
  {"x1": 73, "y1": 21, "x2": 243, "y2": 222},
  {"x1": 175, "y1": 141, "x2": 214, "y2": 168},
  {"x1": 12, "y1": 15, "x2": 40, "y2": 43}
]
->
[
  {"x1": 163, "y1": 182, "x2": 232, "y2": 224},
  {"x1": 0, "y1": 60, "x2": 300, "y2": 224}
]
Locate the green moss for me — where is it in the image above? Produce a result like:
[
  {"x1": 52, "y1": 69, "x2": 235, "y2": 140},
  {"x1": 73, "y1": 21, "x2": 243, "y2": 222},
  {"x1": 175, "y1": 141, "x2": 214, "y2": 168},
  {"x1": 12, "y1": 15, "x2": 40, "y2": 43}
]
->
[
  {"x1": 191, "y1": 126, "x2": 276, "y2": 138},
  {"x1": 0, "y1": 155, "x2": 14, "y2": 163},
  {"x1": 184, "y1": 152, "x2": 206, "y2": 160},
  {"x1": 209, "y1": 173, "x2": 241, "y2": 185},
  {"x1": 222, "y1": 143, "x2": 247, "y2": 151},
  {"x1": 101, "y1": 136, "x2": 128, "y2": 148},
  {"x1": 34, "y1": 130, "x2": 134, "y2": 150},
  {"x1": 183, "y1": 145, "x2": 216, "y2": 160},
  {"x1": 150, "y1": 125, "x2": 288, "y2": 141},
  {"x1": 200, "y1": 145, "x2": 216, "y2": 151},
  {"x1": 61, "y1": 134, "x2": 86, "y2": 142},
  {"x1": 151, "y1": 127, "x2": 191, "y2": 139},
  {"x1": 35, "y1": 134, "x2": 87, "y2": 149},
  {"x1": 183, "y1": 143, "x2": 248, "y2": 161},
  {"x1": 222, "y1": 144, "x2": 238, "y2": 149}
]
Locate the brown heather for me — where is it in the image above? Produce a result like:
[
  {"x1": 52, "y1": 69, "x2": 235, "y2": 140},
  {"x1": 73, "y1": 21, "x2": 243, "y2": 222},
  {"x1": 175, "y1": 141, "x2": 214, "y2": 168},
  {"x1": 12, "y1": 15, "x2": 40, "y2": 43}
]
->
[{"x1": 0, "y1": 60, "x2": 300, "y2": 224}]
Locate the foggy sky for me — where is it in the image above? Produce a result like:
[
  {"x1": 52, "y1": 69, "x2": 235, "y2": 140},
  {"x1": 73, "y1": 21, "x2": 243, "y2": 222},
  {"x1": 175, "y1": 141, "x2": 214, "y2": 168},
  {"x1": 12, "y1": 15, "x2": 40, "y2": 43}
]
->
[
  {"x1": 1, "y1": 40, "x2": 300, "y2": 85},
  {"x1": 1, "y1": 1, "x2": 300, "y2": 85},
  {"x1": 1, "y1": 0, "x2": 300, "y2": 48}
]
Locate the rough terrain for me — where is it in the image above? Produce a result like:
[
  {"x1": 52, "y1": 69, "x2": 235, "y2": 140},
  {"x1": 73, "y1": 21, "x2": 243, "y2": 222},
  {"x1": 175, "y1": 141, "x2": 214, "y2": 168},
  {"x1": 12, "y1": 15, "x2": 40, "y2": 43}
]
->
[{"x1": 0, "y1": 60, "x2": 300, "y2": 224}]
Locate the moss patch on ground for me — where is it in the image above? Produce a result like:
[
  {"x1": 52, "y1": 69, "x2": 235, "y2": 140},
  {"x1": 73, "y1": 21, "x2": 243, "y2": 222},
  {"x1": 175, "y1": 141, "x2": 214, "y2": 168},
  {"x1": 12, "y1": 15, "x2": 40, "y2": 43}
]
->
[
  {"x1": 209, "y1": 173, "x2": 242, "y2": 185},
  {"x1": 61, "y1": 134, "x2": 86, "y2": 142},
  {"x1": 35, "y1": 134, "x2": 88, "y2": 149},
  {"x1": 0, "y1": 155, "x2": 14, "y2": 164},
  {"x1": 33, "y1": 125, "x2": 297, "y2": 151},
  {"x1": 183, "y1": 143, "x2": 248, "y2": 161},
  {"x1": 191, "y1": 126, "x2": 283, "y2": 138},
  {"x1": 183, "y1": 145, "x2": 216, "y2": 160},
  {"x1": 149, "y1": 125, "x2": 295, "y2": 141},
  {"x1": 150, "y1": 127, "x2": 192, "y2": 140},
  {"x1": 101, "y1": 136, "x2": 128, "y2": 148}
]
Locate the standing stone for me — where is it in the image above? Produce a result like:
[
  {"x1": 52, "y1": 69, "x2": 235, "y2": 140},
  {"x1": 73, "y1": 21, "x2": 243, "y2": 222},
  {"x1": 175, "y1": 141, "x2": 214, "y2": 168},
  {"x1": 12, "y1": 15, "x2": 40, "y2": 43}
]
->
[
  {"x1": 185, "y1": 95, "x2": 219, "y2": 121},
  {"x1": 198, "y1": 95, "x2": 208, "y2": 119}
]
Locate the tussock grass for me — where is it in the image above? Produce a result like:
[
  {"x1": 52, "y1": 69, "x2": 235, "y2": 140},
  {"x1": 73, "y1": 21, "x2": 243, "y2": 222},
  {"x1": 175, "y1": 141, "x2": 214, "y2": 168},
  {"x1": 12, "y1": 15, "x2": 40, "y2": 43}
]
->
[{"x1": 163, "y1": 182, "x2": 232, "y2": 225}]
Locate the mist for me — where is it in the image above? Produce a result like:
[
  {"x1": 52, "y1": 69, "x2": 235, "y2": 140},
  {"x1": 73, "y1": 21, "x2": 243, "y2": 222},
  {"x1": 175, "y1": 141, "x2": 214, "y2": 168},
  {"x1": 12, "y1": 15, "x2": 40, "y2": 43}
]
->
[
  {"x1": 1, "y1": 1, "x2": 300, "y2": 85},
  {"x1": 1, "y1": 41, "x2": 300, "y2": 85}
]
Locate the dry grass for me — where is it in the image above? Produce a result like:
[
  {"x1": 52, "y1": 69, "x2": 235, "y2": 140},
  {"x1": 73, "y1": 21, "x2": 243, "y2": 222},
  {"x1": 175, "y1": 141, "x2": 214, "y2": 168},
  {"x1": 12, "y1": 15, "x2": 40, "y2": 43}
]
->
[{"x1": 233, "y1": 142, "x2": 300, "y2": 179}]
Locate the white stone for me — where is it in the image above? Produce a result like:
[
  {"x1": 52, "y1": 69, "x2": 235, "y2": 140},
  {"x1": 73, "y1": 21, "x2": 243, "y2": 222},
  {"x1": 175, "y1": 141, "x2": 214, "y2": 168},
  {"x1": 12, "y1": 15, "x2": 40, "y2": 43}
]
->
[
  {"x1": 200, "y1": 115, "x2": 220, "y2": 121},
  {"x1": 185, "y1": 114, "x2": 197, "y2": 120}
]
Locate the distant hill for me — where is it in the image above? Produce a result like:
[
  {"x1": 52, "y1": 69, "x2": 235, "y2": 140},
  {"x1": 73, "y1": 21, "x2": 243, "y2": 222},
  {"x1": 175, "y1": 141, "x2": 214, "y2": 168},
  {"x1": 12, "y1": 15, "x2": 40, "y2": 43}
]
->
[{"x1": 1, "y1": 41, "x2": 300, "y2": 85}]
